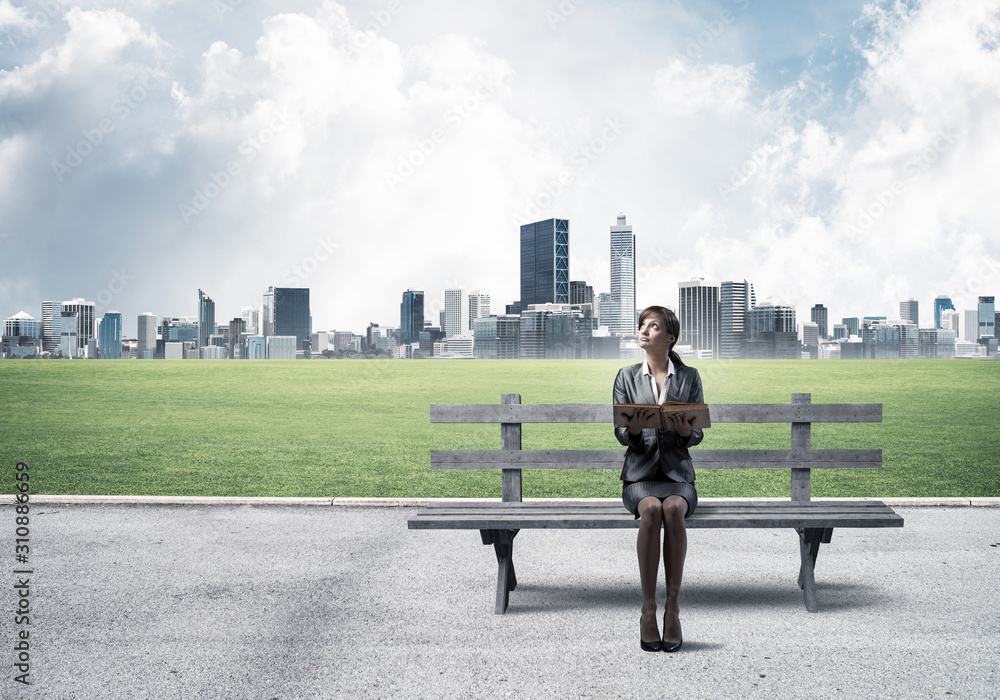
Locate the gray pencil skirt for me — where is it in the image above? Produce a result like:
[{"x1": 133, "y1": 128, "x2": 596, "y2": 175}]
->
[{"x1": 622, "y1": 480, "x2": 698, "y2": 519}]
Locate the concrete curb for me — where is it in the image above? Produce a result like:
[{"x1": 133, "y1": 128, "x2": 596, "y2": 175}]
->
[{"x1": 4, "y1": 495, "x2": 1000, "y2": 507}]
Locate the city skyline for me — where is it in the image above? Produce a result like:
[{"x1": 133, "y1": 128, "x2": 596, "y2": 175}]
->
[{"x1": 2, "y1": 0, "x2": 1000, "y2": 333}]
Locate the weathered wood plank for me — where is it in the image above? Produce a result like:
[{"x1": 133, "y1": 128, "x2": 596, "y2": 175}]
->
[
  {"x1": 430, "y1": 449, "x2": 883, "y2": 469},
  {"x1": 791, "y1": 393, "x2": 812, "y2": 503},
  {"x1": 430, "y1": 402, "x2": 882, "y2": 424},
  {"x1": 500, "y1": 394, "x2": 522, "y2": 503}
]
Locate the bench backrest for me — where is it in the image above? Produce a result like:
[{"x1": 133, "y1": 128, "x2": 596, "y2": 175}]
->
[{"x1": 430, "y1": 393, "x2": 882, "y2": 503}]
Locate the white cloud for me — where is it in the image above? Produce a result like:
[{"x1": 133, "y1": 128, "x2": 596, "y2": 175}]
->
[{"x1": 653, "y1": 58, "x2": 754, "y2": 117}]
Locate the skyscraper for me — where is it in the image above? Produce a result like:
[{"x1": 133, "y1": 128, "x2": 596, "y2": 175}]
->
[
  {"x1": 443, "y1": 289, "x2": 462, "y2": 338},
  {"x1": 137, "y1": 313, "x2": 157, "y2": 359},
  {"x1": 98, "y1": 311, "x2": 122, "y2": 359},
  {"x1": 899, "y1": 298, "x2": 918, "y2": 326},
  {"x1": 962, "y1": 310, "x2": 979, "y2": 342},
  {"x1": 519, "y1": 218, "x2": 569, "y2": 308},
  {"x1": 273, "y1": 287, "x2": 311, "y2": 351},
  {"x1": 810, "y1": 304, "x2": 829, "y2": 339},
  {"x1": 60, "y1": 311, "x2": 79, "y2": 358},
  {"x1": 610, "y1": 214, "x2": 636, "y2": 337},
  {"x1": 41, "y1": 301, "x2": 62, "y2": 353},
  {"x1": 678, "y1": 279, "x2": 720, "y2": 358},
  {"x1": 228, "y1": 317, "x2": 246, "y2": 359},
  {"x1": 241, "y1": 306, "x2": 259, "y2": 336},
  {"x1": 61, "y1": 299, "x2": 94, "y2": 354},
  {"x1": 978, "y1": 296, "x2": 996, "y2": 338},
  {"x1": 933, "y1": 295, "x2": 955, "y2": 329},
  {"x1": 198, "y1": 289, "x2": 215, "y2": 348},
  {"x1": 400, "y1": 289, "x2": 424, "y2": 345},
  {"x1": 468, "y1": 290, "x2": 490, "y2": 331},
  {"x1": 570, "y1": 281, "x2": 594, "y2": 306},
  {"x1": 263, "y1": 287, "x2": 275, "y2": 338},
  {"x1": 720, "y1": 280, "x2": 754, "y2": 359}
]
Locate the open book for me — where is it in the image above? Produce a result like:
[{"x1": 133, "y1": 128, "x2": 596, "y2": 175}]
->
[{"x1": 613, "y1": 402, "x2": 712, "y2": 430}]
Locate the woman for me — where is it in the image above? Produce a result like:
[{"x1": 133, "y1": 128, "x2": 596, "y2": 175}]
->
[{"x1": 613, "y1": 305, "x2": 703, "y2": 653}]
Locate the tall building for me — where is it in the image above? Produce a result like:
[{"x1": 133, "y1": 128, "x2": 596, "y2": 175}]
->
[
  {"x1": 273, "y1": 287, "x2": 311, "y2": 351},
  {"x1": 570, "y1": 280, "x2": 594, "y2": 306},
  {"x1": 473, "y1": 315, "x2": 520, "y2": 359},
  {"x1": 443, "y1": 289, "x2": 462, "y2": 338},
  {"x1": 678, "y1": 279, "x2": 720, "y2": 358},
  {"x1": 137, "y1": 313, "x2": 157, "y2": 359},
  {"x1": 940, "y1": 309, "x2": 960, "y2": 332},
  {"x1": 4, "y1": 311, "x2": 41, "y2": 339},
  {"x1": 962, "y1": 309, "x2": 979, "y2": 342},
  {"x1": 41, "y1": 301, "x2": 63, "y2": 353},
  {"x1": 597, "y1": 292, "x2": 611, "y2": 327},
  {"x1": 228, "y1": 317, "x2": 246, "y2": 359},
  {"x1": 720, "y1": 280, "x2": 754, "y2": 359},
  {"x1": 61, "y1": 299, "x2": 95, "y2": 354},
  {"x1": 748, "y1": 300, "x2": 797, "y2": 359},
  {"x1": 197, "y1": 289, "x2": 215, "y2": 348},
  {"x1": 899, "y1": 298, "x2": 919, "y2": 326},
  {"x1": 810, "y1": 304, "x2": 828, "y2": 339},
  {"x1": 59, "y1": 311, "x2": 79, "y2": 358},
  {"x1": 842, "y1": 317, "x2": 860, "y2": 337},
  {"x1": 241, "y1": 306, "x2": 259, "y2": 336},
  {"x1": 519, "y1": 218, "x2": 569, "y2": 308},
  {"x1": 978, "y1": 296, "x2": 995, "y2": 339},
  {"x1": 400, "y1": 290, "x2": 424, "y2": 345},
  {"x1": 262, "y1": 287, "x2": 275, "y2": 337},
  {"x1": 97, "y1": 311, "x2": 122, "y2": 359},
  {"x1": 799, "y1": 321, "x2": 819, "y2": 358},
  {"x1": 933, "y1": 295, "x2": 955, "y2": 329},
  {"x1": 468, "y1": 290, "x2": 490, "y2": 331},
  {"x1": 609, "y1": 214, "x2": 636, "y2": 337}
]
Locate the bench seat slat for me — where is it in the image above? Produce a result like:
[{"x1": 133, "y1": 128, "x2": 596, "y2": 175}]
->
[
  {"x1": 431, "y1": 403, "x2": 882, "y2": 424},
  {"x1": 431, "y1": 449, "x2": 883, "y2": 469},
  {"x1": 408, "y1": 500, "x2": 904, "y2": 530}
]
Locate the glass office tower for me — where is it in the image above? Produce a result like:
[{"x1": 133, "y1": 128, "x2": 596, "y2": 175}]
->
[
  {"x1": 520, "y1": 218, "x2": 569, "y2": 307},
  {"x1": 609, "y1": 214, "x2": 636, "y2": 337},
  {"x1": 98, "y1": 312, "x2": 122, "y2": 359},
  {"x1": 400, "y1": 289, "x2": 424, "y2": 345},
  {"x1": 274, "y1": 287, "x2": 311, "y2": 351}
]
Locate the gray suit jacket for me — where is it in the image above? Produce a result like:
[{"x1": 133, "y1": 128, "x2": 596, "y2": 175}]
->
[{"x1": 613, "y1": 362, "x2": 704, "y2": 484}]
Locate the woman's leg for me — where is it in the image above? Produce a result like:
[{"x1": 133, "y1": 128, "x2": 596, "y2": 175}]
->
[
  {"x1": 661, "y1": 495, "x2": 688, "y2": 644},
  {"x1": 637, "y1": 496, "x2": 663, "y2": 643}
]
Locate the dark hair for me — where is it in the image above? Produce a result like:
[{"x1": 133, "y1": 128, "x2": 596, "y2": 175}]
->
[{"x1": 638, "y1": 305, "x2": 685, "y2": 368}]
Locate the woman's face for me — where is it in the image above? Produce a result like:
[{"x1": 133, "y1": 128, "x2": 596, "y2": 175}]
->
[{"x1": 638, "y1": 314, "x2": 675, "y2": 355}]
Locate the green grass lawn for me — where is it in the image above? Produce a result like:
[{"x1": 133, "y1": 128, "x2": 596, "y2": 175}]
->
[{"x1": 2, "y1": 359, "x2": 997, "y2": 498}]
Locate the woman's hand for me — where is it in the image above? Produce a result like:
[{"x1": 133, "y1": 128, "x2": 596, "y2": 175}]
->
[
  {"x1": 626, "y1": 408, "x2": 657, "y2": 436},
  {"x1": 664, "y1": 412, "x2": 696, "y2": 438}
]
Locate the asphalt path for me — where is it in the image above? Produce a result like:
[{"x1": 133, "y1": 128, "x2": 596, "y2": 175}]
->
[{"x1": 2, "y1": 504, "x2": 998, "y2": 698}]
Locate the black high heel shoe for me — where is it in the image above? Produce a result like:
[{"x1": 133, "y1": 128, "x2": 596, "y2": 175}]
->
[
  {"x1": 640, "y1": 602, "x2": 661, "y2": 652},
  {"x1": 661, "y1": 609, "x2": 682, "y2": 652}
]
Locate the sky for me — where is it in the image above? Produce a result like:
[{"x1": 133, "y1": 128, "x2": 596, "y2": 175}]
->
[{"x1": 1, "y1": 0, "x2": 999, "y2": 336}]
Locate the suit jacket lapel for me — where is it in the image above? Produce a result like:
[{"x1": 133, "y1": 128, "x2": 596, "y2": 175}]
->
[
  {"x1": 631, "y1": 364, "x2": 658, "y2": 404},
  {"x1": 666, "y1": 368, "x2": 686, "y2": 403}
]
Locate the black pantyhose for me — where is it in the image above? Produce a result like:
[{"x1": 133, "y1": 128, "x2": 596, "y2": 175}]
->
[{"x1": 637, "y1": 495, "x2": 687, "y2": 645}]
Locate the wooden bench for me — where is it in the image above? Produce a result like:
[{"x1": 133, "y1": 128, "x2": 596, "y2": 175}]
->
[{"x1": 407, "y1": 392, "x2": 904, "y2": 614}]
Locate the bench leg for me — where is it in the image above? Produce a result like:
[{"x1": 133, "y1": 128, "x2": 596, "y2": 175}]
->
[
  {"x1": 480, "y1": 529, "x2": 519, "y2": 614},
  {"x1": 796, "y1": 527, "x2": 833, "y2": 613}
]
